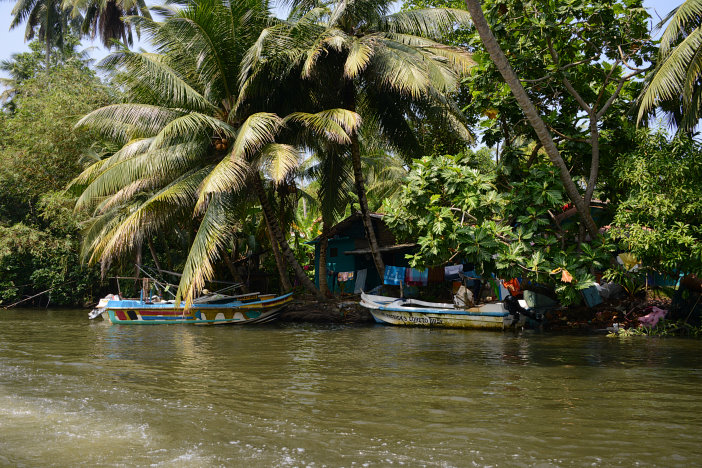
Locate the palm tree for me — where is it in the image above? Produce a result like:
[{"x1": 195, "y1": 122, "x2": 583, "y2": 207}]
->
[
  {"x1": 241, "y1": 0, "x2": 474, "y2": 278},
  {"x1": 10, "y1": 0, "x2": 80, "y2": 68},
  {"x1": 302, "y1": 145, "x2": 354, "y2": 296},
  {"x1": 638, "y1": 0, "x2": 702, "y2": 133},
  {"x1": 63, "y1": 0, "x2": 152, "y2": 48},
  {"x1": 70, "y1": 0, "x2": 358, "y2": 304}
]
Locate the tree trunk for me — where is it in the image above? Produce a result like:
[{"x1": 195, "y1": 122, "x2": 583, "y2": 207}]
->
[
  {"x1": 318, "y1": 221, "x2": 332, "y2": 297},
  {"x1": 45, "y1": 35, "x2": 51, "y2": 72},
  {"x1": 260, "y1": 194, "x2": 293, "y2": 293},
  {"x1": 345, "y1": 83, "x2": 386, "y2": 277},
  {"x1": 224, "y1": 243, "x2": 249, "y2": 293},
  {"x1": 134, "y1": 240, "x2": 143, "y2": 294},
  {"x1": 253, "y1": 174, "x2": 326, "y2": 301},
  {"x1": 464, "y1": 0, "x2": 599, "y2": 239},
  {"x1": 147, "y1": 238, "x2": 162, "y2": 272},
  {"x1": 585, "y1": 116, "x2": 599, "y2": 206}
]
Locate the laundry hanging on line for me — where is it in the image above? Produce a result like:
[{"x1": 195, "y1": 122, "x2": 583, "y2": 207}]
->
[
  {"x1": 444, "y1": 264, "x2": 463, "y2": 280},
  {"x1": 405, "y1": 268, "x2": 428, "y2": 286},
  {"x1": 354, "y1": 269, "x2": 367, "y2": 293},
  {"x1": 383, "y1": 266, "x2": 406, "y2": 286},
  {"x1": 337, "y1": 271, "x2": 354, "y2": 282}
]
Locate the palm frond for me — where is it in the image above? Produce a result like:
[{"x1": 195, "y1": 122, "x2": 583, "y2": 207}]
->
[
  {"x1": 638, "y1": 27, "x2": 702, "y2": 124},
  {"x1": 385, "y1": 32, "x2": 475, "y2": 75},
  {"x1": 100, "y1": 48, "x2": 215, "y2": 112},
  {"x1": 286, "y1": 109, "x2": 362, "y2": 144},
  {"x1": 367, "y1": 39, "x2": 431, "y2": 98},
  {"x1": 176, "y1": 192, "x2": 240, "y2": 308},
  {"x1": 344, "y1": 35, "x2": 377, "y2": 78},
  {"x1": 91, "y1": 167, "x2": 209, "y2": 265},
  {"x1": 258, "y1": 143, "x2": 300, "y2": 183},
  {"x1": 76, "y1": 104, "x2": 185, "y2": 142},
  {"x1": 659, "y1": 0, "x2": 702, "y2": 54},
  {"x1": 75, "y1": 141, "x2": 207, "y2": 210},
  {"x1": 379, "y1": 8, "x2": 472, "y2": 41}
]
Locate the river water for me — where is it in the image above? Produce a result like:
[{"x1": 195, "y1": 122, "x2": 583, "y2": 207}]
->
[{"x1": 1, "y1": 309, "x2": 701, "y2": 467}]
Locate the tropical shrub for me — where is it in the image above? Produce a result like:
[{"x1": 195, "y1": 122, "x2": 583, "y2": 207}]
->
[
  {"x1": 609, "y1": 130, "x2": 702, "y2": 276},
  {"x1": 385, "y1": 153, "x2": 613, "y2": 305}
]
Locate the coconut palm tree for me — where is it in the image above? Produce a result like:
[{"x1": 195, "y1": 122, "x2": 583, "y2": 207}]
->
[
  {"x1": 302, "y1": 145, "x2": 354, "y2": 296},
  {"x1": 70, "y1": 0, "x2": 359, "y2": 304},
  {"x1": 63, "y1": 0, "x2": 152, "y2": 48},
  {"x1": 10, "y1": 0, "x2": 81, "y2": 68},
  {"x1": 638, "y1": 0, "x2": 702, "y2": 133},
  {"x1": 241, "y1": 0, "x2": 474, "y2": 278}
]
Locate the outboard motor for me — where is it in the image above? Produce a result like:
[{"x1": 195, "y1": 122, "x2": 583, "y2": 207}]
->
[{"x1": 504, "y1": 295, "x2": 544, "y2": 323}]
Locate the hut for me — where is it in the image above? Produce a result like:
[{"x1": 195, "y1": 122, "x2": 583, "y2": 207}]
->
[{"x1": 308, "y1": 212, "x2": 416, "y2": 294}]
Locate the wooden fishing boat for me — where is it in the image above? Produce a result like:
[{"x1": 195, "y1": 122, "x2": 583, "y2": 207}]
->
[
  {"x1": 89, "y1": 291, "x2": 293, "y2": 325},
  {"x1": 360, "y1": 292, "x2": 525, "y2": 329}
]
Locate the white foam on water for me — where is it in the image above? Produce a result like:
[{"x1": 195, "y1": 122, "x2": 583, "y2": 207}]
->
[{"x1": 0, "y1": 391, "x2": 166, "y2": 466}]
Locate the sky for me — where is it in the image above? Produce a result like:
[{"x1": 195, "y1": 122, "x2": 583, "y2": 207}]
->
[{"x1": 0, "y1": 0, "x2": 678, "y2": 74}]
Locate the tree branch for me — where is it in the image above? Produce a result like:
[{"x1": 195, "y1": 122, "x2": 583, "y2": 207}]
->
[
  {"x1": 547, "y1": 125, "x2": 589, "y2": 143},
  {"x1": 596, "y1": 69, "x2": 645, "y2": 119},
  {"x1": 521, "y1": 57, "x2": 597, "y2": 83},
  {"x1": 525, "y1": 142, "x2": 543, "y2": 168},
  {"x1": 594, "y1": 59, "x2": 621, "y2": 110},
  {"x1": 618, "y1": 45, "x2": 648, "y2": 72},
  {"x1": 548, "y1": 39, "x2": 593, "y2": 115}
]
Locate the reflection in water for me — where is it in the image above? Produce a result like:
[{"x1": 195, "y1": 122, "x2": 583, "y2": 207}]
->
[{"x1": 0, "y1": 309, "x2": 701, "y2": 466}]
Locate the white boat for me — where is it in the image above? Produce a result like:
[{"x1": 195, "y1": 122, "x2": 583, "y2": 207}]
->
[{"x1": 360, "y1": 292, "x2": 525, "y2": 329}]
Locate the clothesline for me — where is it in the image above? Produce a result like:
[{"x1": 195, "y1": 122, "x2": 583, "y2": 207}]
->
[{"x1": 383, "y1": 264, "x2": 481, "y2": 286}]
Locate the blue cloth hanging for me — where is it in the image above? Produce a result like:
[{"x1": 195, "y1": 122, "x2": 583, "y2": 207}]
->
[
  {"x1": 384, "y1": 266, "x2": 406, "y2": 285},
  {"x1": 406, "y1": 268, "x2": 428, "y2": 286},
  {"x1": 444, "y1": 264, "x2": 463, "y2": 281}
]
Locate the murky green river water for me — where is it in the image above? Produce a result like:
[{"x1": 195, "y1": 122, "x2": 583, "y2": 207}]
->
[{"x1": 1, "y1": 309, "x2": 701, "y2": 467}]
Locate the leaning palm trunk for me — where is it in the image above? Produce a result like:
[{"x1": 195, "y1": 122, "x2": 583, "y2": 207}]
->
[
  {"x1": 133, "y1": 240, "x2": 143, "y2": 292},
  {"x1": 253, "y1": 174, "x2": 326, "y2": 301},
  {"x1": 464, "y1": 0, "x2": 599, "y2": 239},
  {"x1": 45, "y1": 37, "x2": 51, "y2": 73},
  {"x1": 318, "y1": 222, "x2": 332, "y2": 297},
  {"x1": 351, "y1": 135, "x2": 385, "y2": 277},
  {"x1": 346, "y1": 85, "x2": 385, "y2": 278},
  {"x1": 224, "y1": 250, "x2": 249, "y2": 293},
  {"x1": 147, "y1": 238, "x2": 162, "y2": 272},
  {"x1": 262, "y1": 204, "x2": 293, "y2": 292}
]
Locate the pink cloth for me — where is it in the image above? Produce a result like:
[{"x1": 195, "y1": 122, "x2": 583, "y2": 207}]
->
[{"x1": 638, "y1": 307, "x2": 667, "y2": 327}]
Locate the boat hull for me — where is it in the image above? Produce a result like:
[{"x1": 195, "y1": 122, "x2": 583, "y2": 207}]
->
[
  {"x1": 99, "y1": 293, "x2": 293, "y2": 325},
  {"x1": 367, "y1": 308, "x2": 512, "y2": 329},
  {"x1": 361, "y1": 293, "x2": 519, "y2": 330}
]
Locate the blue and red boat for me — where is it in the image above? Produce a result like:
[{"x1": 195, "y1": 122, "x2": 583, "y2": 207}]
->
[{"x1": 89, "y1": 291, "x2": 293, "y2": 325}]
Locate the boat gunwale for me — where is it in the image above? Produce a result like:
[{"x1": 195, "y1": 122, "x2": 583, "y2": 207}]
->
[
  {"x1": 105, "y1": 291, "x2": 294, "y2": 310},
  {"x1": 363, "y1": 303, "x2": 509, "y2": 317},
  {"x1": 360, "y1": 293, "x2": 508, "y2": 317}
]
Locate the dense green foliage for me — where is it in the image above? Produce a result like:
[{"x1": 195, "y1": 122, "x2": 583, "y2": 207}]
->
[
  {"x1": 610, "y1": 131, "x2": 702, "y2": 275},
  {"x1": 0, "y1": 0, "x2": 700, "y2": 316},
  {"x1": 385, "y1": 153, "x2": 612, "y2": 305},
  {"x1": 0, "y1": 43, "x2": 113, "y2": 306},
  {"x1": 405, "y1": 0, "x2": 653, "y2": 201}
]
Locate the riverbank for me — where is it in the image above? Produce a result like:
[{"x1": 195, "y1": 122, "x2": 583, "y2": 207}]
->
[
  {"x1": 281, "y1": 298, "x2": 374, "y2": 324},
  {"x1": 281, "y1": 293, "x2": 702, "y2": 336}
]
